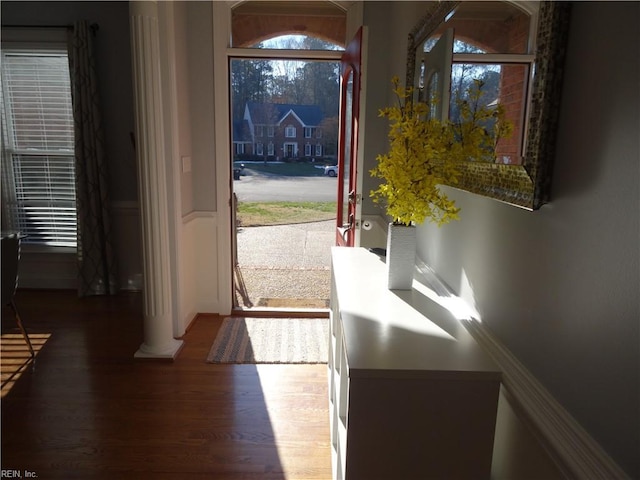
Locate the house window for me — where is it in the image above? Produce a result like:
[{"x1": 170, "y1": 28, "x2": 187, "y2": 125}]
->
[
  {"x1": 236, "y1": 143, "x2": 245, "y2": 154},
  {"x1": 256, "y1": 142, "x2": 263, "y2": 155},
  {"x1": 316, "y1": 129, "x2": 322, "y2": 139},
  {"x1": 1, "y1": 49, "x2": 77, "y2": 247},
  {"x1": 304, "y1": 126, "x2": 314, "y2": 138},
  {"x1": 304, "y1": 143, "x2": 312, "y2": 156},
  {"x1": 315, "y1": 144, "x2": 322, "y2": 156},
  {"x1": 285, "y1": 125, "x2": 296, "y2": 138},
  {"x1": 267, "y1": 142, "x2": 274, "y2": 156},
  {"x1": 256, "y1": 125, "x2": 264, "y2": 137},
  {"x1": 267, "y1": 126, "x2": 274, "y2": 137}
]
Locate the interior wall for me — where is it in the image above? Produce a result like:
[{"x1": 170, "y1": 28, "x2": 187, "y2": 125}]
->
[
  {"x1": 1, "y1": 1, "x2": 137, "y2": 202},
  {"x1": 173, "y1": 1, "x2": 194, "y2": 217},
  {"x1": 491, "y1": 387, "x2": 565, "y2": 480},
  {"x1": 357, "y1": 1, "x2": 394, "y2": 249},
  {"x1": 186, "y1": 0, "x2": 217, "y2": 212},
  {"x1": 360, "y1": 3, "x2": 567, "y2": 476},
  {"x1": 359, "y1": 2, "x2": 394, "y2": 221},
  {"x1": 1, "y1": 1, "x2": 142, "y2": 291},
  {"x1": 412, "y1": 2, "x2": 638, "y2": 476},
  {"x1": 170, "y1": 1, "x2": 219, "y2": 327},
  {"x1": 359, "y1": 1, "x2": 429, "y2": 249}
]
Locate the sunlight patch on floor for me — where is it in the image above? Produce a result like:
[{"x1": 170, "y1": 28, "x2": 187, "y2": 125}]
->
[
  {"x1": 256, "y1": 364, "x2": 331, "y2": 477},
  {"x1": 1, "y1": 332, "x2": 51, "y2": 398}
]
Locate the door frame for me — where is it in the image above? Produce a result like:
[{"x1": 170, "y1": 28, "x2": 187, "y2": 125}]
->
[
  {"x1": 220, "y1": 41, "x2": 344, "y2": 313},
  {"x1": 336, "y1": 27, "x2": 365, "y2": 246},
  {"x1": 212, "y1": 1, "x2": 364, "y2": 314}
]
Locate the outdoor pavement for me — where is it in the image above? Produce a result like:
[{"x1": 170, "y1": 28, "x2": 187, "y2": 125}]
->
[
  {"x1": 233, "y1": 167, "x2": 336, "y2": 202},
  {"x1": 234, "y1": 220, "x2": 335, "y2": 309}
]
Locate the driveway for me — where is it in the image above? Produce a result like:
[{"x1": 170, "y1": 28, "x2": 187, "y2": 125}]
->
[
  {"x1": 234, "y1": 220, "x2": 335, "y2": 308},
  {"x1": 233, "y1": 168, "x2": 338, "y2": 202},
  {"x1": 232, "y1": 169, "x2": 337, "y2": 308},
  {"x1": 237, "y1": 220, "x2": 334, "y2": 269}
]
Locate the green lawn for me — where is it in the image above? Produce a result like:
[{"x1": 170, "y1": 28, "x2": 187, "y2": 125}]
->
[{"x1": 237, "y1": 201, "x2": 337, "y2": 226}]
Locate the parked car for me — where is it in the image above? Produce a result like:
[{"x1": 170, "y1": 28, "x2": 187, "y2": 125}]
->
[
  {"x1": 324, "y1": 165, "x2": 338, "y2": 177},
  {"x1": 233, "y1": 163, "x2": 245, "y2": 180}
]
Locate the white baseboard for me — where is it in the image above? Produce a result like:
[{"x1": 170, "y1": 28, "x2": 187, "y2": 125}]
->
[{"x1": 463, "y1": 319, "x2": 630, "y2": 480}]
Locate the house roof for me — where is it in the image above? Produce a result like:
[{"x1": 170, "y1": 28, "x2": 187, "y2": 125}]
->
[
  {"x1": 246, "y1": 102, "x2": 324, "y2": 126},
  {"x1": 232, "y1": 119, "x2": 252, "y2": 143}
]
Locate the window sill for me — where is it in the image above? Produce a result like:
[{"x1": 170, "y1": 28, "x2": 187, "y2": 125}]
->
[{"x1": 22, "y1": 244, "x2": 76, "y2": 255}]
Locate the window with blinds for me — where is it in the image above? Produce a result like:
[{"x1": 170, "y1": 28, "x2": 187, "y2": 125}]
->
[{"x1": 1, "y1": 50, "x2": 77, "y2": 247}]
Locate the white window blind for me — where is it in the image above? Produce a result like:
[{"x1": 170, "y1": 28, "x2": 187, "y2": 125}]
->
[{"x1": 1, "y1": 50, "x2": 77, "y2": 247}]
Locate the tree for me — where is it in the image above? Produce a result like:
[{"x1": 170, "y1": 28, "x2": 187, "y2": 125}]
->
[
  {"x1": 296, "y1": 61, "x2": 339, "y2": 116},
  {"x1": 253, "y1": 35, "x2": 340, "y2": 113},
  {"x1": 230, "y1": 58, "x2": 274, "y2": 120},
  {"x1": 319, "y1": 116, "x2": 339, "y2": 157}
]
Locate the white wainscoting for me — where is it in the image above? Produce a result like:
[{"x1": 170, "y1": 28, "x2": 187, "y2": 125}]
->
[
  {"x1": 491, "y1": 386, "x2": 566, "y2": 479},
  {"x1": 17, "y1": 201, "x2": 144, "y2": 291},
  {"x1": 18, "y1": 246, "x2": 77, "y2": 290},
  {"x1": 466, "y1": 320, "x2": 631, "y2": 480},
  {"x1": 112, "y1": 201, "x2": 143, "y2": 291},
  {"x1": 181, "y1": 211, "x2": 220, "y2": 318},
  {"x1": 179, "y1": 211, "x2": 219, "y2": 332},
  {"x1": 416, "y1": 261, "x2": 630, "y2": 479}
]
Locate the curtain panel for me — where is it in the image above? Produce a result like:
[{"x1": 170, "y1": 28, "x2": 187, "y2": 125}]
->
[{"x1": 69, "y1": 21, "x2": 118, "y2": 296}]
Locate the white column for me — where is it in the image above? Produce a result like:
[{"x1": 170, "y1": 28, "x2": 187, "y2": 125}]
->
[{"x1": 130, "y1": 1, "x2": 183, "y2": 359}]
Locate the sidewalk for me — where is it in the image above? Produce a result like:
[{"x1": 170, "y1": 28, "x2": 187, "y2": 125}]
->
[{"x1": 234, "y1": 220, "x2": 334, "y2": 309}]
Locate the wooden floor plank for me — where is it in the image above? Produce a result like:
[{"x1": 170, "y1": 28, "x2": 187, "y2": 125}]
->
[{"x1": 2, "y1": 290, "x2": 332, "y2": 479}]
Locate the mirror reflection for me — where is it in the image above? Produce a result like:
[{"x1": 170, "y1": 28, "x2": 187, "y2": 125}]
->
[
  {"x1": 406, "y1": 1, "x2": 571, "y2": 210},
  {"x1": 418, "y1": 1, "x2": 535, "y2": 165}
]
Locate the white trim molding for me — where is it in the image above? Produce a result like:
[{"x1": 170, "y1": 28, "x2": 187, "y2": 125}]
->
[
  {"x1": 182, "y1": 210, "x2": 217, "y2": 224},
  {"x1": 463, "y1": 320, "x2": 631, "y2": 480},
  {"x1": 415, "y1": 262, "x2": 629, "y2": 479},
  {"x1": 212, "y1": 1, "x2": 233, "y2": 315}
]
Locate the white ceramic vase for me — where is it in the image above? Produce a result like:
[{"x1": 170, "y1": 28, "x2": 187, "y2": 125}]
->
[{"x1": 386, "y1": 223, "x2": 416, "y2": 290}]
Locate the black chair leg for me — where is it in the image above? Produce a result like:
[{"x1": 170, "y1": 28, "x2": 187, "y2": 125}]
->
[{"x1": 10, "y1": 301, "x2": 35, "y2": 359}]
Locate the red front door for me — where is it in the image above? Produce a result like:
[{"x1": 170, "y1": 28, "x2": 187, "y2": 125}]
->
[{"x1": 335, "y1": 28, "x2": 363, "y2": 247}]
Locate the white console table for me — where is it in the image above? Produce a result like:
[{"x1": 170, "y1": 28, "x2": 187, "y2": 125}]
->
[{"x1": 328, "y1": 247, "x2": 502, "y2": 480}]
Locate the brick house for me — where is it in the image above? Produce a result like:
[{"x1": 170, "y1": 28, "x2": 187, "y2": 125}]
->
[{"x1": 233, "y1": 102, "x2": 329, "y2": 161}]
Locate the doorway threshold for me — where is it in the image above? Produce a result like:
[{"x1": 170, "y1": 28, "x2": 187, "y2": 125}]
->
[{"x1": 231, "y1": 306, "x2": 329, "y2": 318}]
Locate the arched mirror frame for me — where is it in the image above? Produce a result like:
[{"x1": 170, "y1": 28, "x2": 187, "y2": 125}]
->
[{"x1": 406, "y1": 1, "x2": 571, "y2": 210}]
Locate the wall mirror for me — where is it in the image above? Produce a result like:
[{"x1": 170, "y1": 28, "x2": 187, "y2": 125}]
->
[{"x1": 406, "y1": 1, "x2": 571, "y2": 210}]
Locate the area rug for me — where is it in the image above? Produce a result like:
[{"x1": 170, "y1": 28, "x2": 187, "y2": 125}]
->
[{"x1": 206, "y1": 317, "x2": 329, "y2": 364}]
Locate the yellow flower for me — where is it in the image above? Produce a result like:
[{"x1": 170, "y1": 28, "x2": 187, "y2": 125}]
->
[{"x1": 371, "y1": 77, "x2": 512, "y2": 226}]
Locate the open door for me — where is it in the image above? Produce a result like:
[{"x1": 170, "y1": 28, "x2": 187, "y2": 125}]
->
[
  {"x1": 418, "y1": 28, "x2": 453, "y2": 120},
  {"x1": 335, "y1": 28, "x2": 363, "y2": 247}
]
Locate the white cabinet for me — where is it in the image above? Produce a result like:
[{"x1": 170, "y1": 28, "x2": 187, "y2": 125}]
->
[{"x1": 328, "y1": 247, "x2": 502, "y2": 480}]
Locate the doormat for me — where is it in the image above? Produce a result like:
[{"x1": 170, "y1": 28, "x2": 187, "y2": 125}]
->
[
  {"x1": 206, "y1": 317, "x2": 329, "y2": 364},
  {"x1": 256, "y1": 297, "x2": 330, "y2": 309}
]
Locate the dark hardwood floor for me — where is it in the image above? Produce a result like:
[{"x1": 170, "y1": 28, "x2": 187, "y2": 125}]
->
[{"x1": 1, "y1": 290, "x2": 332, "y2": 479}]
